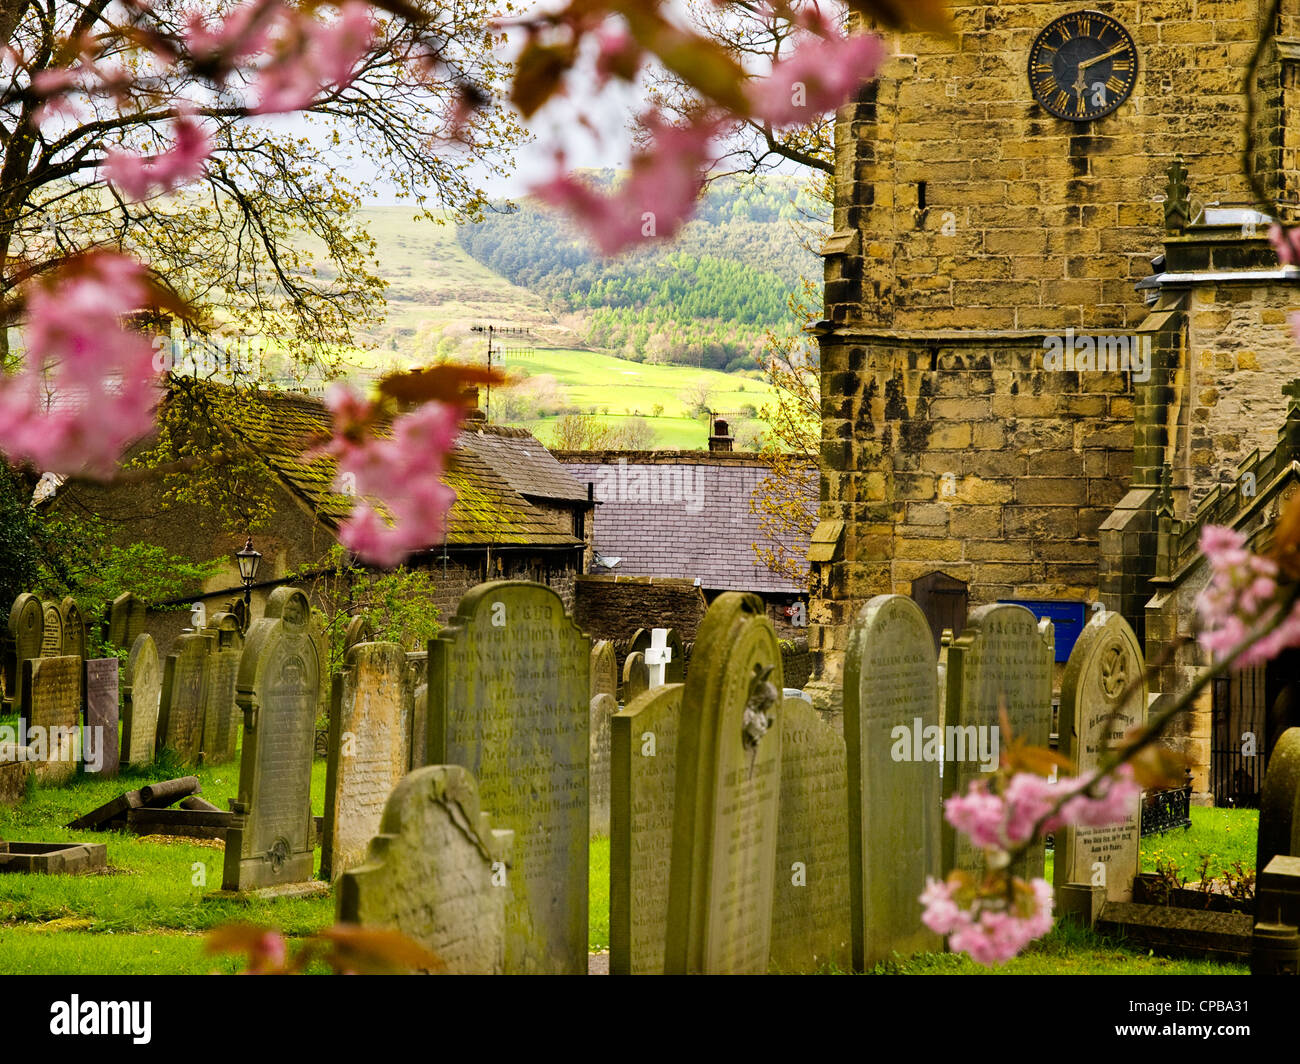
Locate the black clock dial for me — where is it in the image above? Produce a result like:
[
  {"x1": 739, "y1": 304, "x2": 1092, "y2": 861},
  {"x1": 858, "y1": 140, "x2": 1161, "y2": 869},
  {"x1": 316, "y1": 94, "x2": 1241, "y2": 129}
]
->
[{"x1": 1028, "y1": 10, "x2": 1137, "y2": 122}]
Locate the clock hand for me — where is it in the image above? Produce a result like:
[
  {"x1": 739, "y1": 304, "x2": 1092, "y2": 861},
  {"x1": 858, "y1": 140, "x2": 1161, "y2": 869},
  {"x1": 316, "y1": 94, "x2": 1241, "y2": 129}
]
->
[{"x1": 1079, "y1": 43, "x2": 1128, "y2": 71}]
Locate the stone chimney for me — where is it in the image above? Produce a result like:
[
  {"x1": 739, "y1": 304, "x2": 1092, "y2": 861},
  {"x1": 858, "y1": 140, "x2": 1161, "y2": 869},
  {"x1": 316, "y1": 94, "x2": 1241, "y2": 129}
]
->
[
  {"x1": 463, "y1": 385, "x2": 486, "y2": 423},
  {"x1": 708, "y1": 418, "x2": 733, "y2": 453}
]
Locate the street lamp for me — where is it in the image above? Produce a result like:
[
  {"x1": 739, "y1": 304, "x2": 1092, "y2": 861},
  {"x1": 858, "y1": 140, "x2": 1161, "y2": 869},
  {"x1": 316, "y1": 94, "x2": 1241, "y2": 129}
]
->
[{"x1": 235, "y1": 536, "x2": 261, "y2": 610}]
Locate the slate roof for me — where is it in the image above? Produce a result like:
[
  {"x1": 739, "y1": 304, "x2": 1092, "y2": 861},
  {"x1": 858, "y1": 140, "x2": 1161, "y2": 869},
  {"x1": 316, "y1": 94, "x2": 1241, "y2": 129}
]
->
[
  {"x1": 556, "y1": 451, "x2": 816, "y2": 594},
  {"x1": 459, "y1": 424, "x2": 591, "y2": 503},
  {"x1": 192, "y1": 386, "x2": 582, "y2": 550}
]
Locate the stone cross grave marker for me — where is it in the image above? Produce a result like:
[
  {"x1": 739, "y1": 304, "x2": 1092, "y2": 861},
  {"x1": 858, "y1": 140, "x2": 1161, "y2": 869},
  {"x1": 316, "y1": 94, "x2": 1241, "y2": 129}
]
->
[
  {"x1": 590, "y1": 640, "x2": 617, "y2": 701},
  {"x1": 622, "y1": 651, "x2": 649, "y2": 703},
  {"x1": 200, "y1": 614, "x2": 244, "y2": 764},
  {"x1": 158, "y1": 632, "x2": 213, "y2": 765},
  {"x1": 944, "y1": 603, "x2": 1052, "y2": 878},
  {"x1": 644, "y1": 629, "x2": 674, "y2": 688},
  {"x1": 60, "y1": 597, "x2": 86, "y2": 661},
  {"x1": 222, "y1": 587, "x2": 321, "y2": 894},
  {"x1": 1055, "y1": 611, "x2": 1147, "y2": 903},
  {"x1": 589, "y1": 692, "x2": 616, "y2": 838},
  {"x1": 121, "y1": 634, "x2": 161, "y2": 768},
  {"x1": 4, "y1": 594, "x2": 42, "y2": 715},
  {"x1": 337, "y1": 764, "x2": 514, "y2": 974},
  {"x1": 21, "y1": 656, "x2": 82, "y2": 784},
  {"x1": 610, "y1": 683, "x2": 682, "y2": 975},
  {"x1": 665, "y1": 592, "x2": 784, "y2": 975},
  {"x1": 40, "y1": 601, "x2": 63, "y2": 658},
  {"x1": 322, "y1": 641, "x2": 410, "y2": 881},
  {"x1": 631, "y1": 627, "x2": 685, "y2": 685},
  {"x1": 82, "y1": 658, "x2": 120, "y2": 778},
  {"x1": 427, "y1": 580, "x2": 590, "y2": 975},
  {"x1": 769, "y1": 694, "x2": 852, "y2": 974},
  {"x1": 843, "y1": 594, "x2": 942, "y2": 970}
]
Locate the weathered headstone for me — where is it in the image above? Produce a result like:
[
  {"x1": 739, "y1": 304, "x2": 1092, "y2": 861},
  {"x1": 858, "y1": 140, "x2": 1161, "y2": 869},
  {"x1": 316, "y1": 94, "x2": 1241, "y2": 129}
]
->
[
  {"x1": 631, "y1": 627, "x2": 685, "y2": 684},
  {"x1": 222, "y1": 587, "x2": 321, "y2": 894},
  {"x1": 1258, "y1": 727, "x2": 1300, "y2": 878},
  {"x1": 0, "y1": 743, "x2": 32, "y2": 805},
  {"x1": 409, "y1": 682, "x2": 427, "y2": 770},
  {"x1": 60, "y1": 597, "x2": 87, "y2": 661},
  {"x1": 344, "y1": 615, "x2": 373, "y2": 655},
  {"x1": 610, "y1": 683, "x2": 682, "y2": 975},
  {"x1": 121, "y1": 633, "x2": 161, "y2": 767},
  {"x1": 844, "y1": 594, "x2": 942, "y2": 970},
  {"x1": 943, "y1": 603, "x2": 1053, "y2": 877},
  {"x1": 664, "y1": 592, "x2": 784, "y2": 975},
  {"x1": 622, "y1": 651, "x2": 649, "y2": 703},
  {"x1": 40, "y1": 600, "x2": 64, "y2": 658},
  {"x1": 337, "y1": 765, "x2": 514, "y2": 974},
  {"x1": 427, "y1": 580, "x2": 589, "y2": 975},
  {"x1": 1054, "y1": 611, "x2": 1147, "y2": 904},
  {"x1": 769, "y1": 694, "x2": 852, "y2": 973},
  {"x1": 308, "y1": 607, "x2": 331, "y2": 724},
  {"x1": 106, "y1": 591, "x2": 147, "y2": 649},
  {"x1": 200, "y1": 614, "x2": 244, "y2": 764},
  {"x1": 82, "y1": 658, "x2": 120, "y2": 778},
  {"x1": 158, "y1": 632, "x2": 213, "y2": 764},
  {"x1": 4, "y1": 594, "x2": 43, "y2": 714},
  {"x1": 21, "y1": 656, "x2": 81, "y2": 784},
  {"x1": 322, "y1": 641, "x2": 410, "y2": 881},
  {"x1": 589, "y1": 692, "x2": 616, "y2": 837},
  {"x1": 590, "y1": 640, "x2": 617, "y2": 701}
]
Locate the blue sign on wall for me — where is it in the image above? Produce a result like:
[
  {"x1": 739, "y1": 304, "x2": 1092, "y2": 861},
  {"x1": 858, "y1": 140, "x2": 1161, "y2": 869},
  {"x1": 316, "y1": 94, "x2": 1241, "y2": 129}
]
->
[{"x1": 998, "y1": 599, "x2": 1088, "y2": 662}]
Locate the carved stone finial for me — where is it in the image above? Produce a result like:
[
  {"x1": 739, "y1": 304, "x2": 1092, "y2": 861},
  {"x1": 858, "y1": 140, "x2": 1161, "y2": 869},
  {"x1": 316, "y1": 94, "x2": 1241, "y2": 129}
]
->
[
  {"x1": 1165, "y1": 156, "x2": 1190, "y2": 232},
  {"x1": 1157, "y1": 465, "x2": 1175, "y2": 518}
]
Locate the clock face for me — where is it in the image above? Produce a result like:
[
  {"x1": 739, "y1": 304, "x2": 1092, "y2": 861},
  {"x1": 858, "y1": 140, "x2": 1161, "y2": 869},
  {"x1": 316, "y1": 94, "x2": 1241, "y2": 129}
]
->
[{"x1": 1028, "y1": 10, "x2": 1138, "y2": 122}]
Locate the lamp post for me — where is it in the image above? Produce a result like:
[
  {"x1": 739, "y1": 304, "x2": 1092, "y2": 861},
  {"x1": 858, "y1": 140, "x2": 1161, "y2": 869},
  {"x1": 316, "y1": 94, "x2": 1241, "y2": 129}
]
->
[{"x1": 235, "y1": 536, "x2": 261, "y2": 615}]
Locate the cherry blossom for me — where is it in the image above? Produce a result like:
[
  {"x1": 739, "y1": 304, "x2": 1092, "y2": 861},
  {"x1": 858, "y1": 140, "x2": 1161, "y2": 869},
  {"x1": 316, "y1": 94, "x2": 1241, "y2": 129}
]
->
[
  {"x1": 920, "y1": 876, "x2": 1055, "y2": 967},
  {"x1": 102, "y1": 115, "x2": 213, "y2": 201},
  {"x1": 250, "y1": 1, "x2": 375, "y2": 114},
  {"x1": 1196, "y1": 524, "x2": 1300, "y2": 665},
  {"x1": 747, "y1": 19, "x2": 885, "y2": 128}
]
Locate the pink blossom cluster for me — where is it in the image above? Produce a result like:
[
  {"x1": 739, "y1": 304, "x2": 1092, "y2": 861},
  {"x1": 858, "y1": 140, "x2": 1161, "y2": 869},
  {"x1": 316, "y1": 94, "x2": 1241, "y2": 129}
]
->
[
  {"x1": 319, "y1": 384, "x2": 461, "y2": 568},
  {"x1": 1195, "y1": 524, "x2": 1300, "y2": 665},
  {"x1": 945, "y1": 765, "x2": 1141, "y2": 851},
  {"x1": 746, "y1": 12, "x2": 885, "y2": 128},
  {"x1": 920, "y1": 876, "x2": 1054, "y2": 966},
  {"x1": 0, "y1": 253, "x2": 161, "y2": 478},
  {"x1": 102, "y1": 115, "x2": 213, "y2": 201},
  {"x1": 533, "y1": 112, "x2": 723, "y2": 256},
  {"x1": 1270, "y1": 223, "x2": 1300, "y2": 267}
]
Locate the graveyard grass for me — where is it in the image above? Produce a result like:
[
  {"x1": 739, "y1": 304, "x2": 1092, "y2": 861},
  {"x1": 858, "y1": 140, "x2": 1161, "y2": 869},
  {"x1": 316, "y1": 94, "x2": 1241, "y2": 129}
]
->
[{"x1": 0, "y1": 731, "x2": 1256, "y2": 975}]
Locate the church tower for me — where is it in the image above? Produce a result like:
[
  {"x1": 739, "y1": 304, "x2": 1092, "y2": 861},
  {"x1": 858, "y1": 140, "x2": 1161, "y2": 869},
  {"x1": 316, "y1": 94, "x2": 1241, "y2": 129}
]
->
[{"x1": 809, "y1": 1, "x2": 1300, "y2": 713}]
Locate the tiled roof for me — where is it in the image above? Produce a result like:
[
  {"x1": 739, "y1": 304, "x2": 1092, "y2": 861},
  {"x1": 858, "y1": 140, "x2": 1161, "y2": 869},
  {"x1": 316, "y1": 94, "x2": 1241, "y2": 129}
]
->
[
  {"x1": 186, "y1": 386, "x2": 582, "y2": 550},
  {"x1": 459, "y1": 424, "x2": 591, "y2": 503},
  {"x1": 556, "y1": 452, "x2": 816, "y2": 594}
]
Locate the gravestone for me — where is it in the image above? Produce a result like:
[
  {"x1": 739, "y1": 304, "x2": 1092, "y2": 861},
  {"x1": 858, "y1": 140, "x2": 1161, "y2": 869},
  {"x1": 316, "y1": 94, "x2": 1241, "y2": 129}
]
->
[
  {"x1": 21, "y1": 656, "x2": 82, "y2": 784},
  {"x1": 610, "y1": 683, "x2": 682, "y2": 975},
  {"x1": 665, "y1": 592, "x2": 784, "y2": 975},
  {"x1": 40, "y1": 601, "x2": 64, "y2": 658},
  {"x1": 622, "y1": 651, "x2": 649, "y2": 703},
  {"x1": 158, "y1": 632, "x2": 213, "y2": 764},
  {"x1": 769, "y1": 694, "x2": 852, "y2": 973},
  {"x1": 222, "y1": 587, "x2": 321, "y2": 894},
  {"x1": 337, "y1": 765, "x2": 514, "y2": 974},
  {"x1": 631, "y1": 627, "x2": 685, "y2": 684},
  {"x1": 82, "y1": 658, "x2": 120, "y2": 778},
  {"x1": 322, "y1": 642, "x2": 410, "y2": 881},
  {"x1": 121, "y1": 634, "x2": 161, "y2": 767},
  {"x1": 589, "y1": 692, "x2": 616, "y2": 837},
  {"x1": 106, "y1": 592, "x2": 147, "y2": 649},
  {"x1": 1258, "y1": 727, "x2": 1300, "y2": 877},
  {"x1": 844, "y1": 594, "x2": 942, "y2": 970},
  {"x1": 60, "y1": 597, "x2": 87, "y2": 661},
  {"x1": 308, "y1": 608, "x2": 331, "y2": 724},
  {"x1": 1054, "y1": 611, "x2": 1147, "y2": 903},
  {"x1": 943, "y1": 603, "x2": 1053, "y2": 877},
  {"x1": 4, "y1": 594, "x2": 43, "y2": 714},
  {"x1": 427, "y1": 580, "x2": 589, "y2": 975},
  {"x1": 200, "y1": 614, "x2": 244, "y2": 764},
  {"x1": 344, "y1": 615, "x2": 373, "y2": 655},
  {"x1": 590, "y1": 640, "x2": 617, "y2": 701},
  {"x1": 409, "y1": 682, "x2": 427, "y2": 770}
]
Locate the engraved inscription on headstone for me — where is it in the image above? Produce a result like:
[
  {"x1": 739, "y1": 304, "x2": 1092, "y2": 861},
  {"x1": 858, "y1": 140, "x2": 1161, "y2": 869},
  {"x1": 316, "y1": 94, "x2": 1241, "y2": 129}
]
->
[
  {"x1": 200, "y1": 614, "x2": 244, "y2": 764},
  {"x1": 844, "y1": 595, "x2": 942, "y2": 970},
  {"x1": 40, "y1": 601, "x2": 64, "y2": 658},
  {"x1": 665, "y1": 592, "x2": 784, "y2": 975},
  {"x1": 222, "y1": 587, "x2": 320, "y2": 892},
  {"x1": 770, "y1": 695, "x2": 851, "y2": 973},
  {"x1": 22, "y1": 656, "x2": 82, "y2": 784},
  {"x1": 60, "y1": 597, "x2": 87, "y2": 661},
  {"x1": 159, "y1": 632, "x2": 213, "y2": 765},
  {"x1": 121, "y1": 633, "x2": 161, "y2": 768},
  {"x1": 337, "y1": 765, "x2": 514, "y2": 974},
  {"x1": 590, "y1": 640, "x2": 617, "y2": 702},
  {"x1": 322, "y1": 642, "x2": 410, "y2": 880},
  {"x1": 610, "y1": 683, "x2": 681, "y2": 975},
  {"x1": 1055, "y1": 611, "x2": 1146, "y2": 903},
  {"x1": 83, "y1": 658, "x2": 120, "y2": 778},
  {"x1": 427, "y1": 581, "x2": 590, "y2": 975},
  {"x1": 589, "y1": 692, "x2": 616, "y2": 837}
]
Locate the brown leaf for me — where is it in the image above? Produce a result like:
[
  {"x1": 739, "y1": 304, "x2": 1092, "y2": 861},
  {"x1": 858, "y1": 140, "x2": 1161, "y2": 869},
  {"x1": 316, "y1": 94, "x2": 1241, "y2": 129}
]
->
[
  {"x1": 1270, "y1": 490, "x2": 1300, "y2": 581},
  {"x1": 1007, "y1": 744, "x2": 1073, "y2": 778},
  {"x1": 377, "y1": 363, "x2": 504, "y2": 407},
  {"x1": 846, "y1": 0, "x2": 952, "y2": 32},
  {"x1": 1127, "y1": 743, "x2": 1190, "y2": 791},
  {"x1": 315, "y1": 924, "x2": 446, "y2": 974},
  {"x1": 204, "y1": 923, "x2": 279, "y2": 955},
  {"x1": 510, "y1": 40, "x2": 579, "y2": 118}
]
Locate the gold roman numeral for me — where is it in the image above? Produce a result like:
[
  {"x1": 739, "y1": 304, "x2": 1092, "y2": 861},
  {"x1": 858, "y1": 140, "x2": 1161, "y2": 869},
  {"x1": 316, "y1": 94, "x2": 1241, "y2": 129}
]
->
[
  {"x1": 1037, "y1": 75, "x2": 1059, "y2": 95},
  {"x1": 1033, "y1": 62, "x2": 1053, "y2": 74},
  {"x1": 1077, "y1": 15, "x2": 1092, "y2": 35},
  {"x1": 1112, "y1": 58, "x2": 1132, "y2": 72},
  {"x1": 1106, "y1": 75, "x2": 1125, "y2": 93},
  {"x1": 1054, "y1": 89, "x2": 1070, "y2": 111},
  {"x1": 1058, "y1": 23, "x2": 1072, "y2": 42}
]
